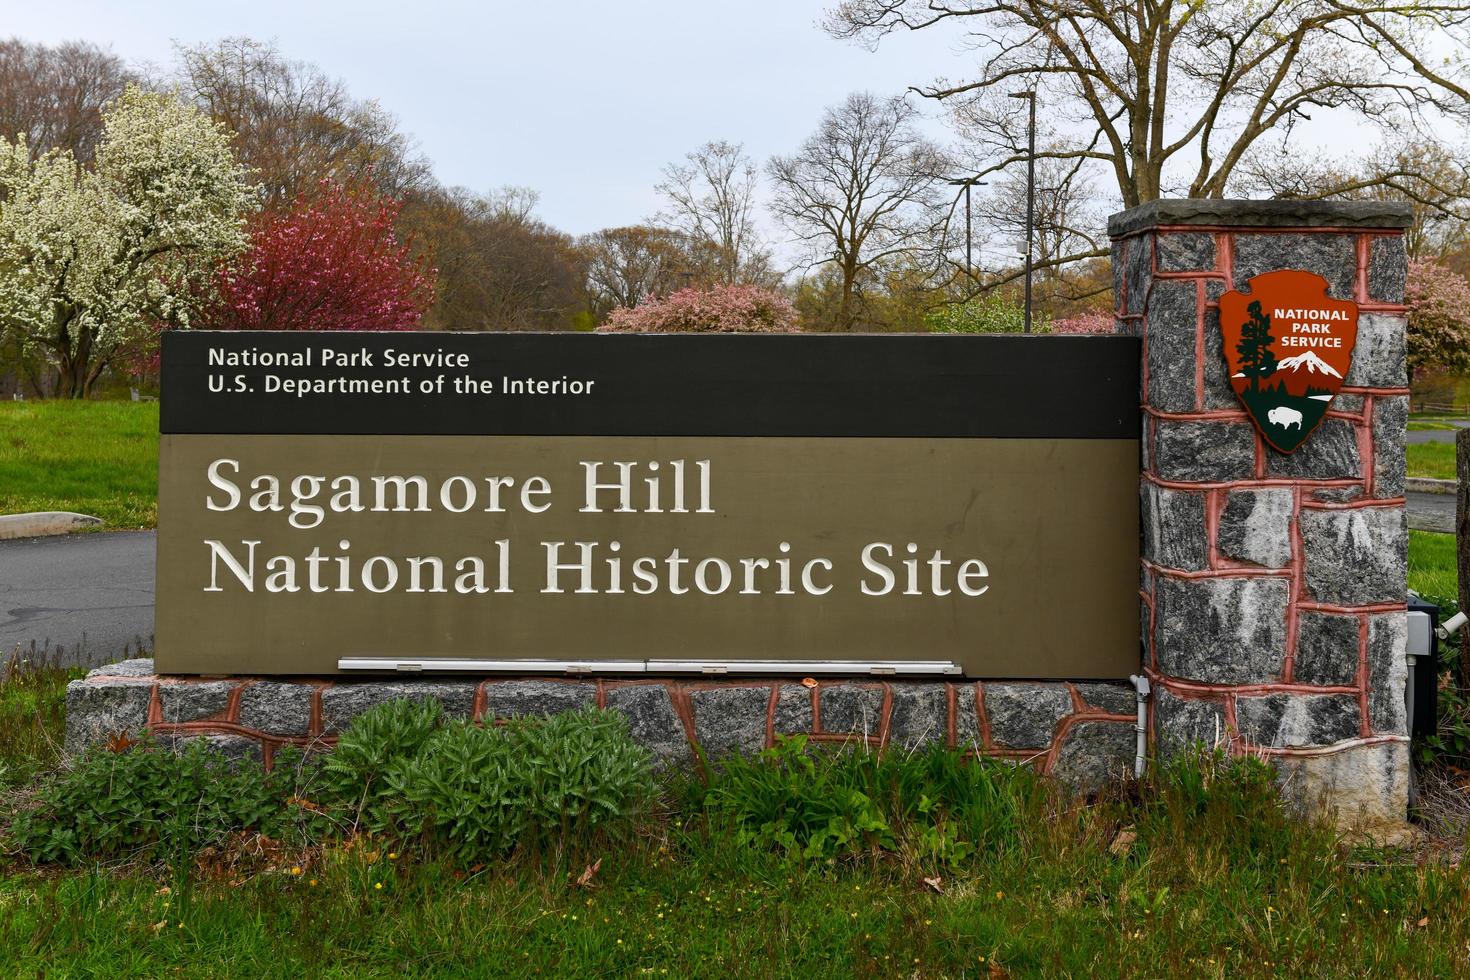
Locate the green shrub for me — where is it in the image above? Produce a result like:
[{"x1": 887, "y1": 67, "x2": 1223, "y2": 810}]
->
[
  {"x1": 697, "y1": 736, "x2": 1039, "y2": 865},
  {"x1": 8, "y1": 701, "x2": 655, "y2": 868},
  {"x1": 8, "y1": 738, "x2": 318, "y2": 865},
  {"x1": 925, "y1": 293, "x2": 1051, "y2": 334},
  {"x1": 321, "y1": 700, "x2": 655, "y2": 862},
  {"x1": 380, "y1": 708, "x2": 656, "y2": 861},
  {"x1": 320, "y1": 696, "x2": 444, "y2": 834}
]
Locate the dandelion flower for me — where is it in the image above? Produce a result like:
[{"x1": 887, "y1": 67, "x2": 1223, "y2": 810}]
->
[
  {"x1": 374, "y1": 882, "x2": 383, "y2": 891},
  {"x1": 291, "y1": 867, "x2": 302, "y2": 876}
]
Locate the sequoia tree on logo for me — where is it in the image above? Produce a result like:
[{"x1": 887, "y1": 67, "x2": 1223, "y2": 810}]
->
[{"x1": 1218, "y1": 270, "x2": 1358, "y2": 453}]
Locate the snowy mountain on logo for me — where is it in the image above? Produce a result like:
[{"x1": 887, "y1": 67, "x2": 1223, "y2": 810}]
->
[{"x1": 1276, "y1": 350, "x2": 1342, "y2": 379}]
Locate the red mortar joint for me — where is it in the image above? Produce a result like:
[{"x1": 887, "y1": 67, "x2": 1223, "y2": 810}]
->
[{"x1": 1356, "y1": 615, "x2": 1372, "y2": 738}]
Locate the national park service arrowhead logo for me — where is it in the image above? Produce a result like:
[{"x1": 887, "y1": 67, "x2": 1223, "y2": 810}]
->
[{"x1": 1219, "y1": 270, "x2": 1357, "y2": 454}]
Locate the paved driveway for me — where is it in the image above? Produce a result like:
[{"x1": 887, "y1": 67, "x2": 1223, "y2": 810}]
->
[{"x1": 0, "y1": 531, "x2": 155, "y2": 668}]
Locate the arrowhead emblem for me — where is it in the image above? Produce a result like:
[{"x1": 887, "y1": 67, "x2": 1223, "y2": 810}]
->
[{"x1": 1218, "y1": 270, "x2": 1357, "y2": 453}]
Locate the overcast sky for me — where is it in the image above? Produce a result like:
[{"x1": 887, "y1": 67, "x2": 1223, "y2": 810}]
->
[{"x1": 10, "y1": 0, "x2": 965, "y2": 238}]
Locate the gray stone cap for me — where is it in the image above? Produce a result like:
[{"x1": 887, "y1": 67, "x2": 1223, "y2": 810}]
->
[{"x1": 1108, "y1": 199, "x2": 1414, "y2": 237}]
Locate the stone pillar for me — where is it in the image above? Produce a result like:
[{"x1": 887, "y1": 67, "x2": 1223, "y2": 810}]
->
[{"x1": 1111, "y1": 200, "x2": 1413, "y2": 828}]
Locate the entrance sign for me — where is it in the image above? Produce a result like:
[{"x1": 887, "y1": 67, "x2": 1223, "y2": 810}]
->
[
  {"x1": 1219, "y1": 270, "x2": 1358, "y2": 453},
  {"x1": 156, "y1": 331, "x2": 1140, "y2": 678}
]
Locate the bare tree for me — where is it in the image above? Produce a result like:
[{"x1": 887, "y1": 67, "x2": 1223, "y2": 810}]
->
[
  {"x1": 401, "y1": 186, "x2": 587, "y2": 331},
  {"x1": 581, "y1": 225, "x2": 717, "y2": 316},
  {"x1": 1238, "y1": 141, "x2": 1470, "y2": 258},
  {"x1": 829, "y1": 0, "x2": 1470, "y2": 271},
  {"x1": 173, "y1": 37, "x2": 431, "y2": 204},
  {"x1": 0, "y1": 38, "x2": 136, "y2": 162},
  {"x1": 767, "y1": 92, "x2": 948, "y2": 331},
  {"x1": 656, "y1": 141, "x2": 768, "y2": 284}
]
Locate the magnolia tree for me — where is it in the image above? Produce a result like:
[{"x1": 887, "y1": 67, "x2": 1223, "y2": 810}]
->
[
  {"x1": 600, "y1": 284, "x2": 796, "y2": 333},
  {"x1": 1405, "y1": 259, "x2": 1470, "y2": 378},
  {"x1": 0, "y1": 86, "x2": 256, "y2": 397},
  {"x1": 196, "y1": 180, "x2": 436, "y2": 331}
]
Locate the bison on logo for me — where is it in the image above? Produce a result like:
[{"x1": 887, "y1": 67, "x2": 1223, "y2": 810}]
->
[{"x1": 1218, "y1": 269, "x2": 1357, "y2": 453}]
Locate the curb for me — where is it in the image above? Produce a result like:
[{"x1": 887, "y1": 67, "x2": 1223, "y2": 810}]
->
[
  {"x1": 0, "y1": 511, "x2": 104, "y2": 540},
  {"x1": 1406, "y1": 477, "x2": 1456, "y2": 496}
]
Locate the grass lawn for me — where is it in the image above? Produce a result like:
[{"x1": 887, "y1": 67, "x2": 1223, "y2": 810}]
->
[
  {"x1": 1407, "y1": 441, "x2": 1457, "y2": 481},
  {"x1": 2, "y1": 659, "x2": 1470, "y2": 978},
  {"x1": 1410, "y1": 530, "x2": 1458, "y2": 602},
  {"x1": 0, "y1": 401, "x2": 158, "y2": 529},
  {"x1": 1408, "y1": 420, "x2": 1465, "y2": 431}
]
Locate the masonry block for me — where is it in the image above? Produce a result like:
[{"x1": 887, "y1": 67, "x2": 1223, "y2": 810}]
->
[
  {"x1": 237, "y1": 681, "x2": 314, "y2": 737},
  {"x1": 1345, "y1": 314, "x2": 1408, "y2": 389},
  {"x1": 1154, "y1": 576, "x2": 1288, "y2": 684},
  {"x1": 1155, "y1": 231, "x2": 1216, "y2": 272},
  {"x1": 1152, "y1": 687, "x2": 1227, "y2": 757},
  {"x1": 1076, "y1": 682, "x2": 1135, "y2": 715},
  {"x1": 1201, "y1": 310, "x2": 1240, "y2": 410},
  {"x1": 1141, "y1": 484, "x2": 1209, "y2": 571},
  {"x1": 690, "y1": 687, "x2": 770, "y2": 757},
  {"x1": 605, "y1": 685, "x2": 690, "y2": 765},
  {"x1": 1371, "y1": 396, "x2": 1408, "y2": 499},
  {"x1": 820, "y1": 684, "x2": 884, "y2": 736},
  {"x1": 1263, "y1": 419, "x2": 1362, "y2": 481},
  {"x1": 772, "y1": 684, "x2": 814, "y2": 736},
  {"x1": 1367, "y1": 236, "x2": 1407, "y2": 304},
  {"x1": 319, "y1": 681, "x2": 478, "y2": 734},
  {"x1": 1233, "y1": 233, "x2": 1357, "y2": 300},
  {"x1": 64, "y1": 677, "x2": 152, "y2": 754},
  {"x1": 1146, "y1": 279, "x2": 1200, "y2": 412},
  {"x1": 1050, "y1": 721, "x2": 1135, "y2": 794},
  {"x1": 1299, "y1": 506, "x2": 1407, "y2": 606},
  {"x1": 954, "y1": 685, "x2": 982, "y2": 748},
  {"x1": 1122, "y1": 232, "x2": 1154, "y2": 315},
  {"x1": 1153, "y1": 421, "x2": 1256, "y2": 483},
  {"x1": 477, "y1": 681, "x2": 593, "y2": 722},
  {"x1": 1293, "y1": 611, "x2": 1361, "y2": 687},
  {"x1": 1236, "y1": 693, "x2": 1361, "y2": 748},
  {"x1": 1368, "y1": 612, "x2": 1408, "y2": 736},
  {"x1": 159, "y1": 681, "x2": 234, "y2": 724},
  {"x1": 984, "y1": 683, "x2": 1071, "y2": 750},
  {"x1": 887, "y1": 684, "x2": 950, "y2": 748},
  {"x1": 1216, "y1": 488, "x2": 1293, "y2": 568}
]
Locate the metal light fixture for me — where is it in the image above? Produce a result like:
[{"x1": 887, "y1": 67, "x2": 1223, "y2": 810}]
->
[{"x1": 946, "y1": 176, "x2": 989, "y2": 277}]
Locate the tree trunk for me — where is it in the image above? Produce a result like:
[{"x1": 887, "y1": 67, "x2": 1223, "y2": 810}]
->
[{"x1": 1458, "y1": 429, "x2": 1470, "y2": 690}]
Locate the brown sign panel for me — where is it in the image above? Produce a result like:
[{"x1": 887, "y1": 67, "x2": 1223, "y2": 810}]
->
[
  {"x1": 155, "y1": 332, "x2": 1141, "y2": 678},
  {"x1": 1219, "y1": 270, "x2": 1357, "y2": 453}
]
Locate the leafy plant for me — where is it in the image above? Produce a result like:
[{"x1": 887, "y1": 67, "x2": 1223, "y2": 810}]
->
[
  {"x1": 698, "y1": 736, "x2": 1038, "y2": 866},
  {"x1": 322, "y1": 700, "x2": 655, "y2": 863},
  {"x1": 7, "y1": 738, "x2": 316, "y2": 864},
  {"x1": 320, "y1": 696, "x2": 444, "y2": 834},
  {"x1": 924, "y1": 292, "x2": 1051, "y2": 334}
]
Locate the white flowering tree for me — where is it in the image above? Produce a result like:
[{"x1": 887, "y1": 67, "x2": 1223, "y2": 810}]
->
[{"x1": 0, "y1": 86, "x2": 256, "y2": 397}]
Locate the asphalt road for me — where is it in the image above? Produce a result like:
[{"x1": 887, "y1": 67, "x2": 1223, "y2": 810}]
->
[
  {"x1": 1406, "y1": 420, "x2": 1470, "y2": 445},
  {"x1": 0, "y1": 530, "x2": 155, "y2": 668}
]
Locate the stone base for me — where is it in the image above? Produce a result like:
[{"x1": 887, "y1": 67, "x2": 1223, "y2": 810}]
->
[
  {"x1": 1273, "y1": 740, "x2": 1412, "y2": 836},
  {"x1": 65, "y1": 660, "x2": 1137, "y2": 791}
]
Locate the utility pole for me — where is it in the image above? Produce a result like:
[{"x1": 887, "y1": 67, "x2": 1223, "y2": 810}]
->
[
  {"x1": 1009, "y1": 90, "x2": 1036, "y2": 333},
  {"x1": 946, "y1": 177, "x2": 988, "y2": 277}
]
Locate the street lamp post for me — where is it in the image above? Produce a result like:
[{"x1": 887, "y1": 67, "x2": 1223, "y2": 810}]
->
[
  {"x1": 1008, "y1": 90, "x2": 1036, "y2": 334},
  {"x1": 946, "y1": 177, "x2": 988, "y2": 277}
]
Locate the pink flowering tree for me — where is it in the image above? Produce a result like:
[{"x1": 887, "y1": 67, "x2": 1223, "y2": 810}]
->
[
  {"x1": 196, "y1": 180, "x2": 436, "y2": 331},
  {"x1": 600, "y1": 284, "x2": 796, "y2": 333},
  {"x1": 1405, "y1": 258, "x2": 1470, "y2": 378},
  {"x1": 1050, "y1": 311, "x2": 1115, "y2": 335}
]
